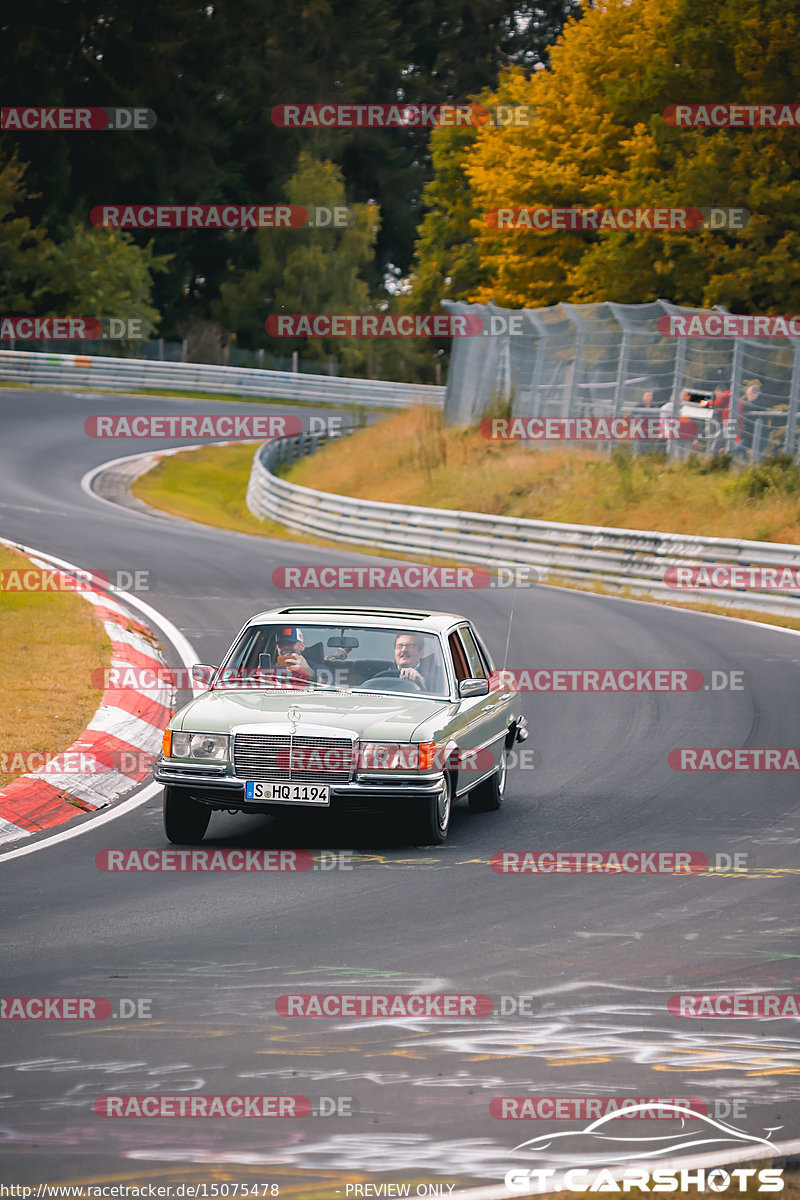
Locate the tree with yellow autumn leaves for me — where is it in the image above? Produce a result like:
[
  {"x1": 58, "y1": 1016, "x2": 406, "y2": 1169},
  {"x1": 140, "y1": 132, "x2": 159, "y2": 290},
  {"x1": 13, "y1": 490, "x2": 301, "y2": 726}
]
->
[{"x1": 409, "y1": 0, "x2": 800, "y2": 313}]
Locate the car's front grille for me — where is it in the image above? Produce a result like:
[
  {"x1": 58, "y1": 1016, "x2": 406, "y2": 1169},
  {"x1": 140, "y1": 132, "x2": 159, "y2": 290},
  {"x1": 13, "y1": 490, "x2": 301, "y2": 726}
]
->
[{"x1": 233, "y1": 733, "x2": 355, "y2": 783}]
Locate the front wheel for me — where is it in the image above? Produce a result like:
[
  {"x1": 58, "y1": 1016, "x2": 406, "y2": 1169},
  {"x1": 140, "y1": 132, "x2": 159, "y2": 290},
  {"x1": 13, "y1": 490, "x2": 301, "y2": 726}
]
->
[
  {"x1": 163, "y1": 787, "x2": 211, "y2": 844},
  {"x1": 408, "y1": 774, "x2": 453, "y2": 845},
  {"x1": 468, "y1": 744, "x2": 508, "y2": 813}
]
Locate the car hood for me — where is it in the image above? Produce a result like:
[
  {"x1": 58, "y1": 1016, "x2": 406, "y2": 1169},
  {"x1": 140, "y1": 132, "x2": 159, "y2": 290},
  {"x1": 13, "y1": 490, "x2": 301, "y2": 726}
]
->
[{"x1": 174, "y1": 688, "x2": 451, "y2": 742}]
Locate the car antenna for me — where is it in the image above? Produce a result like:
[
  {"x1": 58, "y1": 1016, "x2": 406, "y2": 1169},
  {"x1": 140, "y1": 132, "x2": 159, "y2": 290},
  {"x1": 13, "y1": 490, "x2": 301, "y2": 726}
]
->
[{"x1": 502, "y1": 582, "x2": 516, "y2": 671}]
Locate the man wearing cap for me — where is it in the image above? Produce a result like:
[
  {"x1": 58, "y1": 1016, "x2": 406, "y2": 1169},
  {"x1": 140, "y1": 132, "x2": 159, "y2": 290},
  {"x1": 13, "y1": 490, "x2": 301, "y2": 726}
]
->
[{"x1": 275, "y1": 626, "x2": 317, "y2": 680}]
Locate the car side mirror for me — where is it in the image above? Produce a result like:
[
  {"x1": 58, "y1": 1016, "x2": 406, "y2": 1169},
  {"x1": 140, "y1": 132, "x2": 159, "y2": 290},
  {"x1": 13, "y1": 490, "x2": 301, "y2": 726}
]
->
[
  {"x1": 459, "y1": 677, "x2": 489, "y2": 698},
  {"x1": 191, "y1": 664, "x2": 217, "y2": 685}
]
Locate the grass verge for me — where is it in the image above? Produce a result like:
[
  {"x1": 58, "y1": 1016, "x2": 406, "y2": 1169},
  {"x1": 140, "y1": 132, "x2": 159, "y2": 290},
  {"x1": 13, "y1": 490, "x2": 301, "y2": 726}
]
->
[
  {"x1": 288, "y1": 407, "x2": 800, "y2": 544},
  {"x1": 0, "y1": 545, "x2": 110, "y2": 788},
  {"x1": 130, "y1": 410, "x2": 800, "y2": 635}
]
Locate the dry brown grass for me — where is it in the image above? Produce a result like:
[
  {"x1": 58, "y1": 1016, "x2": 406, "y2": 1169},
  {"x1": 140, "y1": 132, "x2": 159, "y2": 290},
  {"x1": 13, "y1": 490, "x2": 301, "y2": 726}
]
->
[
  {"x1": 0, "y1": 546, "x2": 109, "y2": 788},
  {"x1": 286, "y1": 407, "x2": 800, "y2": 544}
]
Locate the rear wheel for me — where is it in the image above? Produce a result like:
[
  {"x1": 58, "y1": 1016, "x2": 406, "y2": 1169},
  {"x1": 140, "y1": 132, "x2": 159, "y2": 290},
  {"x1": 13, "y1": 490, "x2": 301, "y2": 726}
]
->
[
  {"x1": 468, "y1": 744, "x2": 508, "y2": 813},
  {"x1": 408, "y1": 773, "x2": 452, "y2": 845},
  {"x1": 163, "y1": 787, "x2": 211, "y2": 844}
]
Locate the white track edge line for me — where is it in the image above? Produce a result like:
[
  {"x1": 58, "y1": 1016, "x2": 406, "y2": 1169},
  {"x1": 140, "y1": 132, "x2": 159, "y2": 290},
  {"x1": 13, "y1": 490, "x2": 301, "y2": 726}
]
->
[{"x1": 0, "y1": 536, "x2": 199, "y2": 864}]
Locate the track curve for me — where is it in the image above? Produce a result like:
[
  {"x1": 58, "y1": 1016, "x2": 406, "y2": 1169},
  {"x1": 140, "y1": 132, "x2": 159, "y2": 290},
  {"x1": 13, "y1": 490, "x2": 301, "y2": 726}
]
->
[{"x1": 1, "y1": 387, "x2": 798, "y2": 1192}]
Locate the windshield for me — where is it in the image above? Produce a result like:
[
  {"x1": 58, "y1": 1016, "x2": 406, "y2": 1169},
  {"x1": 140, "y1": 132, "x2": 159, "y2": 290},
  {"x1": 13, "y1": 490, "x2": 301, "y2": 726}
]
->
[{"x1": 215, "y1": 623, "x2": 450, "y2": 699}]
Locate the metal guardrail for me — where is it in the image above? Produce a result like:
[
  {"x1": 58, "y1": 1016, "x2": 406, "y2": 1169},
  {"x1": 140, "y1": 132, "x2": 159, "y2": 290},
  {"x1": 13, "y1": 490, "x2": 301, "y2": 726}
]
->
[
  {"x1": 247, "y1": 433, "x2": 800, "y2": 619},
  {"x1": 0, "y1": 349, "x2": 445, "y2": 410}
]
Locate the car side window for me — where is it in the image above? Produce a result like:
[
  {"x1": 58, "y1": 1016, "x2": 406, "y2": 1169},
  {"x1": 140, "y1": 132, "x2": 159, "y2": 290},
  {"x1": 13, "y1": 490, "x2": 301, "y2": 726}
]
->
[
  {"x1": 472, "y1": 629, "x2": 495, "y2": 674},
  {"x1": 457, "y1": 626, "x2": 487, "y2": 680},
  {"x1": 448, "y1": 631, "x2": 471, "y2": 681}
]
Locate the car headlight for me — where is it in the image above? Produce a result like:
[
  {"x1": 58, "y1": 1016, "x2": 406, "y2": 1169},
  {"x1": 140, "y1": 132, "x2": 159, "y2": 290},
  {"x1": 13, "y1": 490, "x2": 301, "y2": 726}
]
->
[
  {"x1": 167, "y1": 732, "x2": 230, "y2": 762},
  {"x1": 358, "y1": 742, "x2": 440, "y2": 771}
]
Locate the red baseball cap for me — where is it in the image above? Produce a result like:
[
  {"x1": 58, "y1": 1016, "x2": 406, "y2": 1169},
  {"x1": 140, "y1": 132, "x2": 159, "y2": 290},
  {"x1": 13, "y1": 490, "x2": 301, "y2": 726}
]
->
[{"x1": 276, "y1": 626, "x2": 304, "y2": 645}]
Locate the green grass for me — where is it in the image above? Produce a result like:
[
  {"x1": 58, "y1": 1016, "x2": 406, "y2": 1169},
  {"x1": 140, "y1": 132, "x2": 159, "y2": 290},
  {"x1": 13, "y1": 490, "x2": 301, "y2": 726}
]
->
[
  {"x1": 0, "y1": 546, "x2": 110, "y2": 788},
  {"x1": 130, "y1": 413, "x2": 800, "y2": 635}
]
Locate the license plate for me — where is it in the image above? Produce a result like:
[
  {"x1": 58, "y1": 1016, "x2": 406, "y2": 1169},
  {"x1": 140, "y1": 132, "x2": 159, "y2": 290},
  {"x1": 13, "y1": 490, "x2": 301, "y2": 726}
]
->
[{"x1": 244, "y1": 781, "x2": 330, "y2": 805}]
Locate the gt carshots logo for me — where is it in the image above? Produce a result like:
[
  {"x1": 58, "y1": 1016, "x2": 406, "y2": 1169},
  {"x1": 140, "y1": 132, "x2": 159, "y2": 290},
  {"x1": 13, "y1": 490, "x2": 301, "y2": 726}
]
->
[
  {"x1": 504, "y1": 1104, "x2": 783, "y2": 1192},
  {"x1": 1, "y1": 107, "x2": 157, "y2": 130},
  {"x1": 504, "y1": 1168, "x2": 784, "y2": 1193}
]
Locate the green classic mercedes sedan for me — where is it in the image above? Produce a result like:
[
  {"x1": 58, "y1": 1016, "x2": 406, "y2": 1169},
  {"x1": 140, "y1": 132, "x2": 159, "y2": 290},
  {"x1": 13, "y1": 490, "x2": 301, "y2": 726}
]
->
[{"x1": 155, "y1": 606, "x2": 527, "y2": 846}]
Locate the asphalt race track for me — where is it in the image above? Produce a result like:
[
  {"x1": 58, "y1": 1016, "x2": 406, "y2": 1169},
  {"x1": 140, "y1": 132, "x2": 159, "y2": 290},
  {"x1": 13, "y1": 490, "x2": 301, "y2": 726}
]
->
[{"x1": 1, "y1": 388, "x2": 799, "y2": 1192}]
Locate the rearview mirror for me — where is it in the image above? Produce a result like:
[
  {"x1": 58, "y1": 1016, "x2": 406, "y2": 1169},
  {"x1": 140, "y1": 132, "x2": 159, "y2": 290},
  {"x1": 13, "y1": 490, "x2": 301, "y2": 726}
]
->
[
  {"x1": 328, "y1": 636, "x2": 359, "y2": 649},
  {"x1": 459, "y1": 677, "x2": 489, "y2": 698}
]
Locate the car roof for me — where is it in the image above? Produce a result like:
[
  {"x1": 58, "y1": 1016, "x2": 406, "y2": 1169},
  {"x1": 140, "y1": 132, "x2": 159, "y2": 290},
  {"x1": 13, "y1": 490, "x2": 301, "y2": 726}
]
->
[{"x1": 246, "y1": 606, "x2": 468, "y2": 634}]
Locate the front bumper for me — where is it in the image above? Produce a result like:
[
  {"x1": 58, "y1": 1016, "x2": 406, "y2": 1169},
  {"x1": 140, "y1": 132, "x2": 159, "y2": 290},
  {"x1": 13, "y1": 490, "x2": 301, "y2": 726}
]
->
[{"x1": 154, "y1": 759, "x2": 445, "y2": 810}]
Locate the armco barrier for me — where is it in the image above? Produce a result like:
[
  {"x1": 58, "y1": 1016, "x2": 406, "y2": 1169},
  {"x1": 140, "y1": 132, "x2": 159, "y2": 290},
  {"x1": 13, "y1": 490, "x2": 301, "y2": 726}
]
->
[
  {"x1": 246, "y1": 435, "x2": 800, "y2": 619},
  {"x1": 0, "y1": 349, "x2": 445, "y2": 410}
]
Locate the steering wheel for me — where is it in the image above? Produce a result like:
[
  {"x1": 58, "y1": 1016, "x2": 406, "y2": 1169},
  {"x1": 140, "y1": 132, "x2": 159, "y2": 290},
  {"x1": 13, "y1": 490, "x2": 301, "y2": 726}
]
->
[{"x1": 360, "y1": 675, "x2": 424, "y2": 693}]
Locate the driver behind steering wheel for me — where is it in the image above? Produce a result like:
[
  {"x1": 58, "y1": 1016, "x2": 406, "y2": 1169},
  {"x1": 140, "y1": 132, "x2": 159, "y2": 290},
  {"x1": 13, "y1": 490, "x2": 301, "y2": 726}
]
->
[{"x1": 373, "y1": 632, "x2": 429, "y2": 691}]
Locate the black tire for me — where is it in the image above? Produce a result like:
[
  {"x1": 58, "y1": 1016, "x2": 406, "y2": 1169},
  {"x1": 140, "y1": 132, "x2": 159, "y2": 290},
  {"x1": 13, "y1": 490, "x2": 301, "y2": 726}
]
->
[
  {"x1": 468, "y1": 743, "x2": 508, "y2": 813},
  {"x1": 408, "y1": 773, "x2": 453, "y2": 846},
  {"x1": 163, "y1": 787, "x2": 211, "y2": 844}
]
